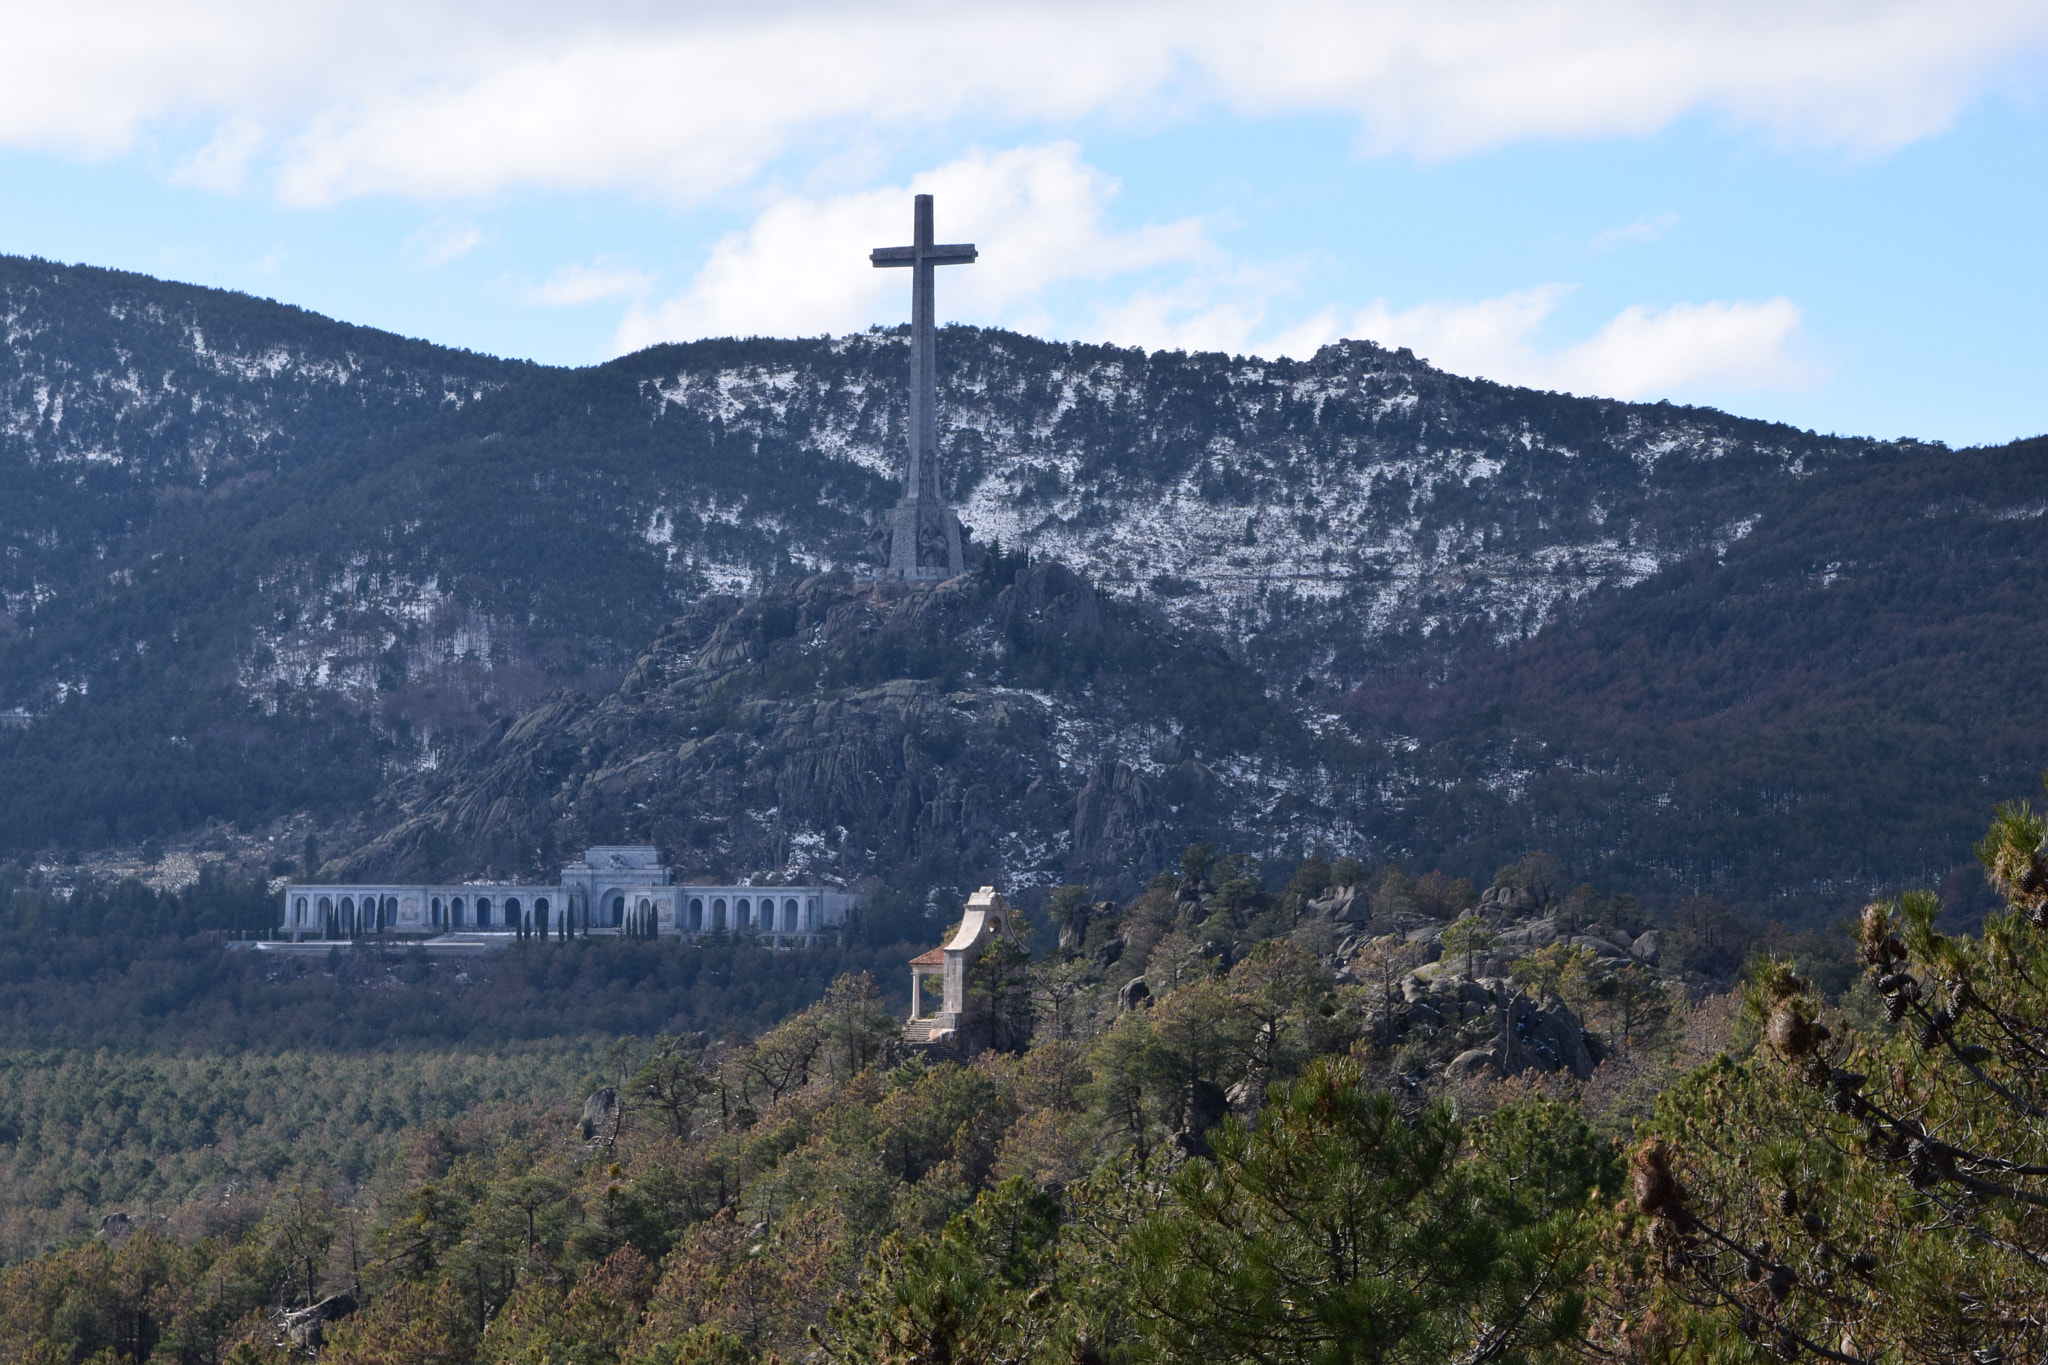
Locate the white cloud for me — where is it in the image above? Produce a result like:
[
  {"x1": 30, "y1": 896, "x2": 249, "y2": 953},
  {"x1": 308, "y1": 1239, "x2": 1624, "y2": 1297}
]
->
[
  {"x1": 1336, "y1": 286, "x2": 1816, "y2": 398},
  {"x1": 168, "y1": 117, "x2": 267, "y2": 193},
  {"x1": 403, "y1": 217, "x2": 489, "y2": 268},
  {"x1": 514, "y1": 258, "x2": 656, "y2": 307},
  {"x1": 616, "y1": 143, "x2": 1207, "y2": 349},
  {"x1": 0, "y1": 2, "x2": 2040, "y2": 204},
  {"x1": 619, "y1": 137, "x2": 1811, "y2": 405},
  {"x1": 1591, "y1": 212, "x2": 1680, "y2": 252}
]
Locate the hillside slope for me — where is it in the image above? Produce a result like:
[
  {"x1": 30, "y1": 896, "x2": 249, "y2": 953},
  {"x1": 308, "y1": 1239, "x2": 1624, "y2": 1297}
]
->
[
  {"x1": 329, "y1": 559, "x2": 1337, "y2": 903},
  {"x1": 0, "y1": 259, "x2": 2041, "y2": 913}
]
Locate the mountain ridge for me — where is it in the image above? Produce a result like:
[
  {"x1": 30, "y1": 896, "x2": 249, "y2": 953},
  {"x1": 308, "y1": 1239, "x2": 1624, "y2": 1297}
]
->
[{"x1": 0, "y1": 256, "x2": 2039, "y2": 917}]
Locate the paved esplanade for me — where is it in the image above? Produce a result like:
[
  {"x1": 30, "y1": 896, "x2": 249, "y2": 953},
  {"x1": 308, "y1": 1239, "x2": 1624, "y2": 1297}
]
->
[{"x1": 872, "y1": 194, "x2": 976, "y2": 579}]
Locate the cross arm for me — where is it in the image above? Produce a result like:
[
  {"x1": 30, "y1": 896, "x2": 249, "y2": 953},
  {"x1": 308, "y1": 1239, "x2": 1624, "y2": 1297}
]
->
[{"x1": 870, "y1": 243, "x2": 979, "y2": 267}]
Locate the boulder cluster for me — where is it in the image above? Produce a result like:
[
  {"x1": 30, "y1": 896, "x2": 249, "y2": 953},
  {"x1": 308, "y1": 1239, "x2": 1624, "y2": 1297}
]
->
[{"x1": 1308, "y1": 880, "x2": 1674, "y2": 1085}]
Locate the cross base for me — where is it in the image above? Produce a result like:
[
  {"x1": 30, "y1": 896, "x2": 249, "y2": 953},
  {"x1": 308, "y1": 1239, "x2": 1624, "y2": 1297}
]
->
[{"x1": 886, "y1": 503, "x2": 964, "y2": 581}]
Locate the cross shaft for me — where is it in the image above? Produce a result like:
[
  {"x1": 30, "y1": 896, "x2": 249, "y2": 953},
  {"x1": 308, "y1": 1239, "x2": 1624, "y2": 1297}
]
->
[{"x1": 872, "y1": 194, "x2": 976, "y2": 506}]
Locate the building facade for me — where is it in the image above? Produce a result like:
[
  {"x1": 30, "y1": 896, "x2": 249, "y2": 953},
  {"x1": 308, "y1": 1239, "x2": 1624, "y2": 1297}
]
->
[{"x1": 280, "y1": 845, "x2": 858, "y2": 948}]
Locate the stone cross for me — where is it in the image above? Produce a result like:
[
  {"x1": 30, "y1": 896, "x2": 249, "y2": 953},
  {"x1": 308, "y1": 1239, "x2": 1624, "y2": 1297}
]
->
[{"x1": 872, "y1": 194, "x2": 975, "y2": 578}]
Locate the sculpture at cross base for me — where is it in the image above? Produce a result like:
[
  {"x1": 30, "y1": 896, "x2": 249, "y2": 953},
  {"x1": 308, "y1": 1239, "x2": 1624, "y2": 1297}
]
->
[{"x1": 871, "y1": 194, "x2": 976, "y2": 580}]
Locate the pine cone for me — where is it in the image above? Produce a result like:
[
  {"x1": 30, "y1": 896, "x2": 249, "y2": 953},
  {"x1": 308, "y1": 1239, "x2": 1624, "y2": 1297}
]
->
[
  {"x1": 1765, "y1": 1263, "x2": 1797, "y2": 1303},
  {"x1": 1632, "y1": 1141, "x2": 1681, "y2": 1214},
  {"x1": 1777, "y1": 1188, "x2": 1800, "y2": 1216},
  {"x1": 1768, "y1": 1005, "x2": 1826, "y2": 1057},
  {"x1": 1860, "y1": 903, "x2": 1891, "y2": 965},
  {"x1": 1885, "y1": 994, "x2": 1910, "y2": 1024},
  {"x1": 1801, "y1": 1211, "x2": 1825, "y2": 1238}
]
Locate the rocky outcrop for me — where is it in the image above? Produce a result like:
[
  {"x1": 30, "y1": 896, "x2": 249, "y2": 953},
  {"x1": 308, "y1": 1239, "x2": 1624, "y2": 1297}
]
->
[
  {"x1": 580, "y1": 1087, "x2": 622, "y2": 1143},
  {"x1": 1070, "y1": 762, "x2": 1169, "y2": 898},
  {"x1": 1307, "y1": 884, "x2": 1370, "y2": 923},
  {"x1": 1395, "y1": 970, "x2": 1604, "y2": 1082},
  {"x1": 282, "y1": 1294, "x2": 358, "y2": 1350},
  {"x1": 332, "y1": 565, "x2": 1322, "y2": 898},
  {"x1": 1335, "y1": 886, "x2": 1698, "y2": 1087},
  {"x1": 1479, "y1": 884, "x2": 1543, "y2": 914}
]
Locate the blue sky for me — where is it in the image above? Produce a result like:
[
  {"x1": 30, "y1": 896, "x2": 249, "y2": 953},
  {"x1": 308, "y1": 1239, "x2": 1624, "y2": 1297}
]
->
[{"x1": 2, "y1": 1, "x2": 2044, "y2": 446}]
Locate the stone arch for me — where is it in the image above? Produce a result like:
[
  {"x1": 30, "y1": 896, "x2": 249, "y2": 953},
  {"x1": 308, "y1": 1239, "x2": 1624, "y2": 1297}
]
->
[
  {"x1": 535, "y1": 898, "x2": 550, "y2": 935},
  {"x1": 294, "y1": 896, "x2": 308, "y2": 927},
  {"x1": 610, "y1": 894, "x2": 625, "y2": 927},
  {"x1": 713, "y1": 897, "x2": 726, "y2": 930},
  {"x1": 431, "y1": 896, "x2": 443, "y2": 927},
  {"x1": 783, "y1": 898, "x2": 798, "y2": 932},
  {"x1": 505, "y1": 898, "x2": 521, "y2": 930},
  {"x1": 689, "y1": 897, "x2": 703, "y2": 931},
  {"x1": 736, "y1": 897, "x2": 751, "y2": 930},
  {"x1": 451, "y1": 896, "x2": 466, "y2": 927},
  {"x1": 806, "y1": 897, "x2": 820, "y2": 931},
  {"x1": 476, "y1": 896, "x2": 493, "y2": 928}
]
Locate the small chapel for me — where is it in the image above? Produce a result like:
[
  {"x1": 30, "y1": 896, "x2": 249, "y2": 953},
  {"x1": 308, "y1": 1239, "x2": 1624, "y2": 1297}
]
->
[{"x1": 902, "y1": 886, "x2": 1018, "y2": 1050}]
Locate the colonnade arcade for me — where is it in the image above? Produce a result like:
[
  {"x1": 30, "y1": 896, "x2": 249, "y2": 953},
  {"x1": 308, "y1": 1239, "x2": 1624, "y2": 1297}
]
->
[
  {"x1": 284, "y1": 891, "x2": 824, "y2": 938},
  {"x1": 279, "y1": 849, "x2": 858, "y2": 945},
  {"x1": 289, "y1": 894, "x2": 403, "y2": 938},
  {"x1": 425, "y1": 892, "x2": 568, "y2": 932},
  {"x1": 284, "y1": 885, "x2": 576, "y2": 939},
  {"x1": 680, "y1": 893, "x2": 822, "y2": 934}
]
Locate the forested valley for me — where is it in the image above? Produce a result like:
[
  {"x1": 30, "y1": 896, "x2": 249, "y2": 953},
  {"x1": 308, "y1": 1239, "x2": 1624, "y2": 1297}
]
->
[{"x1": 0, "y1": 793, "x2": 2040, "y2": 1363}]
